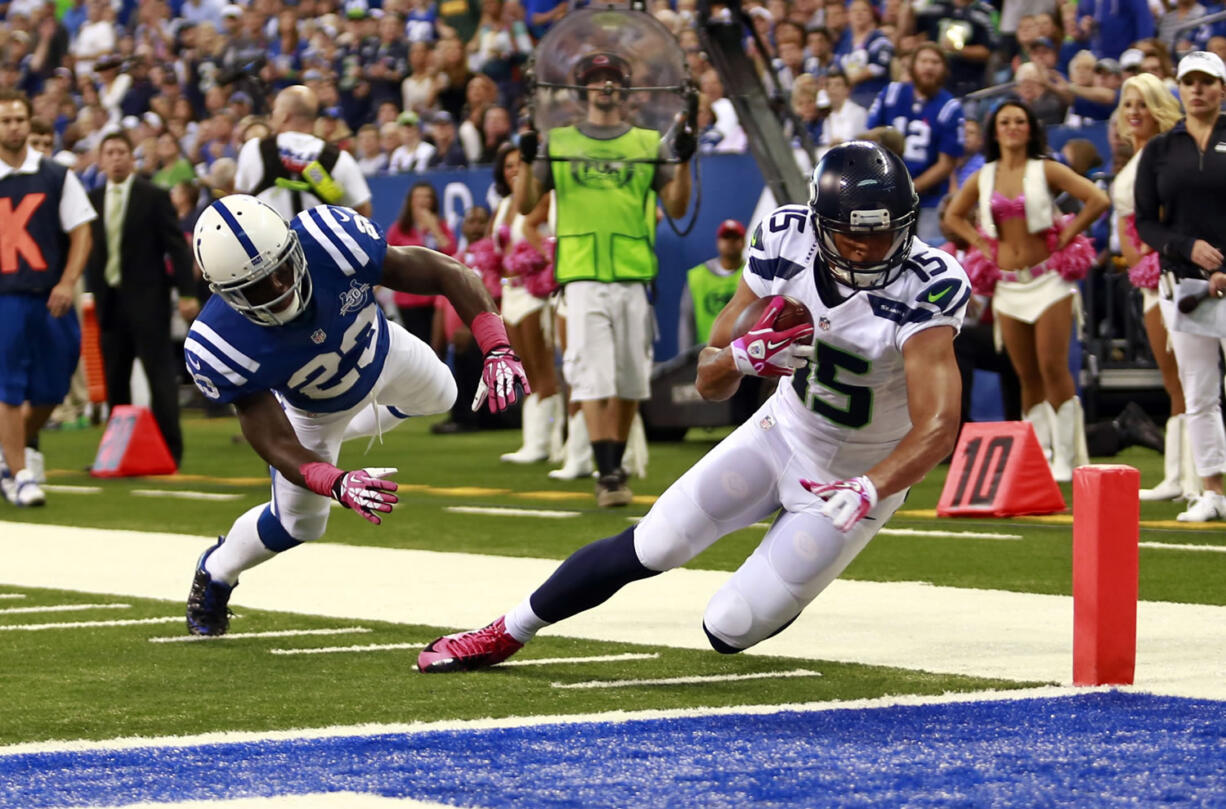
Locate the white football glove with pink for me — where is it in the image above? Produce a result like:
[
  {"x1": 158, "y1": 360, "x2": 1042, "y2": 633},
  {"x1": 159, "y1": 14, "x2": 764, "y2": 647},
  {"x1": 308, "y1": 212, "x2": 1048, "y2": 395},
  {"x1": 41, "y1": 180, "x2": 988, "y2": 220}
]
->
[
  {"x1": 301, "y1": 463, "x2": 399, "y2": 525},
  {"x1": 800, "y1": 475, "x2": 877, "y2": 532},
  {"x1": 729, "y1": 296, "x2": 815, "y2": 378}
]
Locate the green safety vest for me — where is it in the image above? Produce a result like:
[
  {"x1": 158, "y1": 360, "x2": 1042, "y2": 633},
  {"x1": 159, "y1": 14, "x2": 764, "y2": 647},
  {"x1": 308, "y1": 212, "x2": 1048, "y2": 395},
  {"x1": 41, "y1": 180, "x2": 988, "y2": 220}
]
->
[
  {"x1": 549, "y1": 125, "x2": 660, "y2": 284},
  {"x1": 687, "y1": 259, "x2": 743, "y2": 343}
]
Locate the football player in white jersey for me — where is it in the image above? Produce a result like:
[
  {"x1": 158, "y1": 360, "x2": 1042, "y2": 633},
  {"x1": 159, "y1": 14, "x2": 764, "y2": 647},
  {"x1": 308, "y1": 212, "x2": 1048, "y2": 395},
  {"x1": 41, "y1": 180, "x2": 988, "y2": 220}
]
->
[
  {"x1": 183, "y1": 195, "x2": 529, "y2": 636},
  {"x1": 417, "y1": 141, "x2": 969, "y2": 672}
]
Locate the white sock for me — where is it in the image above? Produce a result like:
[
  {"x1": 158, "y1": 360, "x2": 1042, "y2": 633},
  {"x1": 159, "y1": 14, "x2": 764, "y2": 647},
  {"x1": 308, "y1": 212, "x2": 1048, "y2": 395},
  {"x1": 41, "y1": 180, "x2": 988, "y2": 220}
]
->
[
  {"x1": 343, "y1": 405, "x2": 410, "y2": 442},
  {"x1": 504, "y1": 597, "x2": 549, "y2": 644},
  {"x1": 205, "y1": 504, "x2": 277, "y2": 585}
]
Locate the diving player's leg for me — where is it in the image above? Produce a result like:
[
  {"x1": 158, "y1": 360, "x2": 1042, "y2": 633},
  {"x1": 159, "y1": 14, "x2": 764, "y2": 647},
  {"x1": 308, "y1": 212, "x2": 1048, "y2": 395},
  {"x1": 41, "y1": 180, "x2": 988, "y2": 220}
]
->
[
  {"x1": 344, "y1": 321, "x2": 457, "y2": 441},
  {"x1": 418, "y1": 412, "x2": 786, "y2": 672},
  {"x1": 188, "y1": 406, "x2": 349, "y2": 635},
  {"x1": 701, "y1": 485, "x2": 906, "y2": 653}
]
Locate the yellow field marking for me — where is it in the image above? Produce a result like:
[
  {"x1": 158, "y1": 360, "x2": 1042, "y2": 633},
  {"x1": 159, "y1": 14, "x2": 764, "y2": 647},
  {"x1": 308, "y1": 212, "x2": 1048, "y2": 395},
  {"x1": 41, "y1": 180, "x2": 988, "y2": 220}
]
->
[
  {"x1": 896, "y1": 509, "x2": 1223, "y2": 532},
  {"x1": 553, "y1": 669, "x2": 823, "y2": 690},
  {"x1": 515, "y1": 490, "x2": 594, "y2": 502}
]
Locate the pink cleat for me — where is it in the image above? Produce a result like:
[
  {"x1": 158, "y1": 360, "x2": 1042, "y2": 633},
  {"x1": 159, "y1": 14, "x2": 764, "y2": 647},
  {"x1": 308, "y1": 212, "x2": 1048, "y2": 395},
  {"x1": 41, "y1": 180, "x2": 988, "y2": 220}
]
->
[{"x1": 417, "y1": 616, "x2": 524, "y2": 673}]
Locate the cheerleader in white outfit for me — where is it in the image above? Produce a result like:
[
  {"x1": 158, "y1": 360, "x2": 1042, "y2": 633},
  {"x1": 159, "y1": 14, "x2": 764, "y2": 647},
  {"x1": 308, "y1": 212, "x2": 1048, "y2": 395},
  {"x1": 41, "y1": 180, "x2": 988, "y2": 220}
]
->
[
  {"x1": 945, "y1": 100, "x2": 1110, "y2": 482},
  {"x1": 1112, "y1": 74, "x2": 1198, "y2": 501}
]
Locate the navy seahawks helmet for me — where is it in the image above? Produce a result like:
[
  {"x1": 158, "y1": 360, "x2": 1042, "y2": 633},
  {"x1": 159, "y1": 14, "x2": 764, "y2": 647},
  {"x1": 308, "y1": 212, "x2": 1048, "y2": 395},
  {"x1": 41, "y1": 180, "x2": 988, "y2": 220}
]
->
[{"x1": 808, "y1": 141, "x2": 918, "y2": 290}]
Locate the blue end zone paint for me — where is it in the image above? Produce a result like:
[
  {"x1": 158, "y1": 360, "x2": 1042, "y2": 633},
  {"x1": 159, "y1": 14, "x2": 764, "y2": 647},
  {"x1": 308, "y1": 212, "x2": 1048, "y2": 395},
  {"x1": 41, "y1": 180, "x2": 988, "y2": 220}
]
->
[{"x1": 2, "y1": 693, "x2": 1222, "y2": 808}]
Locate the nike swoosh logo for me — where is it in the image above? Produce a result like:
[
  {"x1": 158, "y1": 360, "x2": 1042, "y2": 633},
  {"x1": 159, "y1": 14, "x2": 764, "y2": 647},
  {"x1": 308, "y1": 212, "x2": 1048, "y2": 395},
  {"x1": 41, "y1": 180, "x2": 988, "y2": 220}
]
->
[
  {"x1": 927, "y1": 287, "x2": 952, "y2": 303},
  {"x1": 766, "y1": 339, "x2": 791, "y2": 350}
]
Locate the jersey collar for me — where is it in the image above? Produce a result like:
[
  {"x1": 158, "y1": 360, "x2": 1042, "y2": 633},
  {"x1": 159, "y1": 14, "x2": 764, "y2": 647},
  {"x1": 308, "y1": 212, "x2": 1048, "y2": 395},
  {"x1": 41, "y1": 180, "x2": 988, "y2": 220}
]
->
[{"x1": 0, "y1": 145, "x2": 41, "y2": 180}]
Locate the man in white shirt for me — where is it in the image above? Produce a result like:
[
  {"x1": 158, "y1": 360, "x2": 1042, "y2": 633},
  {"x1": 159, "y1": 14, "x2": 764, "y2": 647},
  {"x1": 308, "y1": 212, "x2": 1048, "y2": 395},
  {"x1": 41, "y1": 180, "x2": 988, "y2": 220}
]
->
[
  {"x1": 386, "y1": 112, "x2": 437, "y2": 174},
  {"x1": 234, "y1": 85, "x2": 371, "y2": 218},
  {"x1": 818, "y1": 71, "x2": 868, "y2": 158}
]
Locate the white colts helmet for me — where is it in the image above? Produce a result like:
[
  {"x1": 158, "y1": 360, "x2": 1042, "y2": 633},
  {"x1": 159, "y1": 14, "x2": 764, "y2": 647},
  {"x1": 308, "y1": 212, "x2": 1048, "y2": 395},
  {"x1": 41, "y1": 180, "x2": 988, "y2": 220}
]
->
[{"x1": 193, "y1": 194, "x2": 311, "y2": 326}]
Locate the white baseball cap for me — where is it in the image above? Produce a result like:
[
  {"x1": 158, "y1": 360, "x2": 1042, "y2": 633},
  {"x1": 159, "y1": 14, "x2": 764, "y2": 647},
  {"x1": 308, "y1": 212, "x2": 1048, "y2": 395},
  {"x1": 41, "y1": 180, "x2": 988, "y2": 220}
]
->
[
  {"x1": 1176, "y1": 50, "x2": 1226, "y2": 82},
  {"x1": 1119, "y1": 48, "x2": 1144, "y2": 70}
]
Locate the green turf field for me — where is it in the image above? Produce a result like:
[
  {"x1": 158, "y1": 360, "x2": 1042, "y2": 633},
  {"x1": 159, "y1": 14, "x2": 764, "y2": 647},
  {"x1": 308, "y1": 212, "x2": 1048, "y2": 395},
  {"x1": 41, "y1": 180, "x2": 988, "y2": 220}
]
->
[{"x1": 0, "y1": 414, "x2": 1221, "y2": 745}]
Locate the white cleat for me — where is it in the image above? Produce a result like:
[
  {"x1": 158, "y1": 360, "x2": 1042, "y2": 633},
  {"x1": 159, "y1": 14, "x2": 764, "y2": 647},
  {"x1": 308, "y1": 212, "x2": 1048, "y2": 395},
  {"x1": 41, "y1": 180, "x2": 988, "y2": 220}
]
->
[
  {"x1": 24, "y1": 448, "x2": 45, "y2": 484},
  {"x1": 2, "y1": 469, "x2": 46, "y2": 507},
  {"x1": 1176, "y1": 491, "x2": 1226, "y2": 523}
]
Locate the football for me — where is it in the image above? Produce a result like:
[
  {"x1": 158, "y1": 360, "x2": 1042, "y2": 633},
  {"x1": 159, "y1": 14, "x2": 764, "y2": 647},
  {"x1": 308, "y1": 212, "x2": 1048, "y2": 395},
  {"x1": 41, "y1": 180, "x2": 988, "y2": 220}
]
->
[{"x1": 730, "y1": 295, "x2": 814, "y2": 340}]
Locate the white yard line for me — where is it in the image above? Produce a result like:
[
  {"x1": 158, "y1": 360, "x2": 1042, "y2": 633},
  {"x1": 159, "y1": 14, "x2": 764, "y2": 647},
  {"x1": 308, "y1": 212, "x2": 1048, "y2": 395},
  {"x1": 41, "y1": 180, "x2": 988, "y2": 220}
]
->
[
  {"x1": 0, "y1": 602, "x2": 128, "y2": 615},
  {"x1": 445, "y1": 506, "x2": 581, "y2": 519},
  {"x1": 0, "y1": 593, "x2": 26, "y2": 599},
  {"x1": 1139, "y1": 541, "x2": 1226, "y2": 553},
  {"x1": 0, "y1": 616, "x2": 181, "y2": 632},
  {"x1": 268, "y1": 642, "x2": 423, "y2": 656},
  {"x1": 499, "y1": 653, "x2": 659, "y2": 668},
  {"x1": 1, "y1": 521, "x2": 1224, "y2": 700},
  {"x1": 41, "y1": 484, "x2": 103, "y2": 494},
  {"x1": 150, "y1": 627, "x2": 372, "y2": 643},
  {"x1": 552, "y1": 669, "x2": 823, "y2": 690},
  {"x1": 878, "y1": 528, "x2": 1022, "y2": 540},
  {"x1": 0, "y1": 685, "x2": 1100, "y2": 758},
  {"x1": 131, "y1": 489, "x2": 244, "y2": 502},
  {"x1": 46, "y1": 794, "x2": 454, "y2": 809}
]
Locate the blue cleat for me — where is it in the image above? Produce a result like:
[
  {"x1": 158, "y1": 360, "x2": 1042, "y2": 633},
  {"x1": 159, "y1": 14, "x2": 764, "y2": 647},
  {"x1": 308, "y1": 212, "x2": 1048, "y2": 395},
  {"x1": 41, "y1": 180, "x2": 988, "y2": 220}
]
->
[{"x1": 186, "y1": 537, "x2": 236, "y2": 636}]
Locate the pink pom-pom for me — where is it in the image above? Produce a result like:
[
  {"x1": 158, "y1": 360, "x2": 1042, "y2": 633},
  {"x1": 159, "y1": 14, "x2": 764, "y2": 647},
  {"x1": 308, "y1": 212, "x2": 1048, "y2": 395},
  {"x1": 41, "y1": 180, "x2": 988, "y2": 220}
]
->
[
  {"x1": 1128, "y1": 252, "x2": 1161, "y2": 290},
  {"x1": 465, "y1": 237, "x2": 504, "y2": 276},
  {"x1": 523, "y1": 268, "x2": 557, "y2": 298},
  {"x1": 963, "y1": 230, "x2": 1000, "y2": 296},
  {"x1": 504, "y1": 240, "x2": 548, "y2": 278},
  {"x1": 1043, "y1": 216, "x2": 1095, "y2": 282}
]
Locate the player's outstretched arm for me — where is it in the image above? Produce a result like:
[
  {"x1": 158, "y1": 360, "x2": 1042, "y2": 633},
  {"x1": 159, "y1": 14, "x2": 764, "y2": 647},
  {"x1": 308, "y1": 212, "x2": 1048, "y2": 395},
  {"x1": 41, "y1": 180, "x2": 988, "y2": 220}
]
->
[
  {"x1": 234, "y1": 391, "x2": 398, "y2": 523},
  {"x1": 863, "y1": 325, "x2": 961, "y2": 499},
  {"x1": 381, "y1": 246, "x2": 530, "y2": 413}
]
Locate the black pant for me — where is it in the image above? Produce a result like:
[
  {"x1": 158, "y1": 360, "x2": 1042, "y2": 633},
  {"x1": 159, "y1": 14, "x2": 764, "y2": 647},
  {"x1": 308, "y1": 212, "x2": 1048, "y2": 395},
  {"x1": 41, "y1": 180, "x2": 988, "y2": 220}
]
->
[
  {"x1": 101, "y1": 312, "x2": 183, "y2": 465},
  {"x1": 955, "y1": 321, "x2": 1022, "y2": 424}
]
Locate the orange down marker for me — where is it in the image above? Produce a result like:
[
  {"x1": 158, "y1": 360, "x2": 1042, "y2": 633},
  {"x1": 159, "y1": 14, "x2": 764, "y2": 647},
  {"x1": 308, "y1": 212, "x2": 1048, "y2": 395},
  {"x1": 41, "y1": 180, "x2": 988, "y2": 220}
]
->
[{"x1": 1072, "y1": 464, "x2": 1140, "y2": 686}]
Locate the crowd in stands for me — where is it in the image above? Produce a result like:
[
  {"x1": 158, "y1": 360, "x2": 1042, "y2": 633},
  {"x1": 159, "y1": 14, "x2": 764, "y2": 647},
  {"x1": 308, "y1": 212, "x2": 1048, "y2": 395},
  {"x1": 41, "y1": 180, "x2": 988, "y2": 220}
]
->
[{"x1": 0, "y1": 0, "x2": 1221, "y2": 191}]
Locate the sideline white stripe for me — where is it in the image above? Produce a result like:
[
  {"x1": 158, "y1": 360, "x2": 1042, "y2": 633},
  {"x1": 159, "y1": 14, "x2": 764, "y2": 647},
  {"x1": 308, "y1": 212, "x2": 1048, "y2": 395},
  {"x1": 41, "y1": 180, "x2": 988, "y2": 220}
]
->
[
  {"x1": 131, "y1": 489, "x2": 244, "y2": 502},
  {"x1": 553, "y1": 669, "x2": 823, "y2": 690},
  {"x1": 299, "y1": 213, "x2": 353, "y2": 273},
  {"x1": 46, "y1": 792, "x2": 458, "y2": 808},
  {"x1": 0, "y1": 602, "x2": 128, "y2": 615},
  {"x1": 0, "y1": 616, "x2": 181, "y2": 632},
  {"x1": 0, "y1": 685, "x2": 1095, "y2": 757},
  {"x1": 1140, "y1": 542, "x2": 1226, "y2": 554},
  {"x1": 446, "y1": 506, "x2": 581, "y2": 519},
  {"x1": 184, "y1": 338, "x2": 248, "y2": 386},
  {"x1": 499, "y1": 653, "x2": 659, "y2": 668},
  {"x1": 191, "y1": 322, "x2": 259, "y2": 371},
  {"x1": 318, "y1": 207, "x2": 371, "y2": 266},
  {"x1": 150, "y1": 627, "x2": 372, "y2": 644},
  {"x1": 0, "y1": 594, "x2": 26, "y2": 600},
  {"x1": 879, "y1": 528, "x2": 1022, "y2": 540},
  {"x1": 41, "y1": 484, "x2": 102, "y2": 494},
  {"x1": 268, "y1": 642, "x2": 422, "y2": 656}
]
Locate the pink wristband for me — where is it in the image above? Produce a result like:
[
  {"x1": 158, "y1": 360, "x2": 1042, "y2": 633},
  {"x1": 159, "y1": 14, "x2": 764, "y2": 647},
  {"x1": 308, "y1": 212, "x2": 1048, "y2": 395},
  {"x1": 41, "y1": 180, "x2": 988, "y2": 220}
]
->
[
  {"x1": 472, "y1": 311, "x2": 510, "y2": 354},
  {"x1": 300, "y1": 462, "x2": 343, "y2": 497}
]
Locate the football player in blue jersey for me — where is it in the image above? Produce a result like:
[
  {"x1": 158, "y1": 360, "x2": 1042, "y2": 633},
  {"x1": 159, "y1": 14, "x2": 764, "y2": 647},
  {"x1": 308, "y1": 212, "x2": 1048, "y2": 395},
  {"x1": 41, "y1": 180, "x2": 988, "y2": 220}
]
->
[
  {"x1": 183, "y1": 194, "x2": 529, "y2": 635},
  {"x1": 866, "y1": 43, "x2": 965, "y2": 246},
  {"x1": 417, "y1": 142, "x2": 967, "y2": 673}
]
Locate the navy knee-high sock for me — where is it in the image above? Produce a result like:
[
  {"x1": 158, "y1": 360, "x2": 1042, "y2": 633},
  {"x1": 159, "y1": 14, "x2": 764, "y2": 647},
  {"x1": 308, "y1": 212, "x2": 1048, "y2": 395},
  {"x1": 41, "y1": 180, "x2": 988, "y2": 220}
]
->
[{"x1": 528, "y1": 526, "x2": 660, "y2": 623}]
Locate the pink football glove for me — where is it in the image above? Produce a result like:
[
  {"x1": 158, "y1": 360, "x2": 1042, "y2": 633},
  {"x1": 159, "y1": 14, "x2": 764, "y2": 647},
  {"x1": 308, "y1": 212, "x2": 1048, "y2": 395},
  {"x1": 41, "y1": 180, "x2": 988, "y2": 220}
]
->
[
  {"x1": 300, "y1": 463, "x2": 399, "y2": 525},
  {"x1": 729, "y1": 297, "x2": 815, "y2": 378},
  {"x1": 800, "y1": 474, "x2": 877, "y2": 532},
  {"x1": 472, "y1": 345, "x2": 531, "y2": 413}
]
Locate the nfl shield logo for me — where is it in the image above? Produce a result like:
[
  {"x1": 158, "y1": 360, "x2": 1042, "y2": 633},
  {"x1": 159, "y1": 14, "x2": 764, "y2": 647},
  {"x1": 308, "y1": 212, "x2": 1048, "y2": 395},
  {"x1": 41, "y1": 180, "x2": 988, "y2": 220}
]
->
[
  {"x1": 819, "y1": 316, "x2": 831, "y2": 332},
  {"x1": 311, "y1": 329, "x2": 326, "y2": 344}
]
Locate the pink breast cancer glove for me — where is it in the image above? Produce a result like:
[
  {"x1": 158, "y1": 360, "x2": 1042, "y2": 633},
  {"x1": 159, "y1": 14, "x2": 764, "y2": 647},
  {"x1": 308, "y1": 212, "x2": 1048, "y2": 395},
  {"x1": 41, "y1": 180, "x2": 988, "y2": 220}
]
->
[
  {"x1": 729, "y1": 297, "x2": 815, "y2": 378},
  {"x1": 800, "y1": 475, "x2": 877, "y2": 532},
  {"x1": 301, "y1": 463, "x2": 399, "y2": 525}
]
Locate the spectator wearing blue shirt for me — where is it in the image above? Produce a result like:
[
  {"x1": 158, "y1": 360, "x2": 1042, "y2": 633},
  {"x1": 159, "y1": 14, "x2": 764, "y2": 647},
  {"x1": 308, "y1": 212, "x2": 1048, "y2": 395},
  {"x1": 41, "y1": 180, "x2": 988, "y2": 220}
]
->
[
  {"x1": 867, "y1": 42, "x2": 965, "y2": 243},
  {"x1": 1046, "y1": 50, "x2": 1120, "y2": 125},
  {"x1": 523, "y1": 0, "x2": 566, "y2": 41},
  {"x1": 835, "y1": 0, "x2": 894, "y2": 108},
  {"x1": 1077, "y1": 0, "x2": 1156, "y2": 60}
]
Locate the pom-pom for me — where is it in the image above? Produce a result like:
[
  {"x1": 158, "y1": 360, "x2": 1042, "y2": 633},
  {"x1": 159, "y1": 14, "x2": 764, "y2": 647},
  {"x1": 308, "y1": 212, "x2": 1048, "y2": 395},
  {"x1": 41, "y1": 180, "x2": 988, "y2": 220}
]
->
[
  {"x1": 504, "y1": 240, "x2": 549, "y2": 278},
  {"x1": 494, "y1": 224, "x2": 512, "y2": 253},
  {"x1": 1128, "y1": 252, "x2": 1161, "y2": 290},
  {"x1": 963, "y1": 230, "x2": 1000, "y2": 296},
  {"x1": 464, "y1": 237, "x2": 504, "y2": 276},
  {"x1": 1043, "y1": 215, "x2": 1095, "y2": 282},
  {"x1": 523, "y1": 267, "x2": 557, "y2": 298}
]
